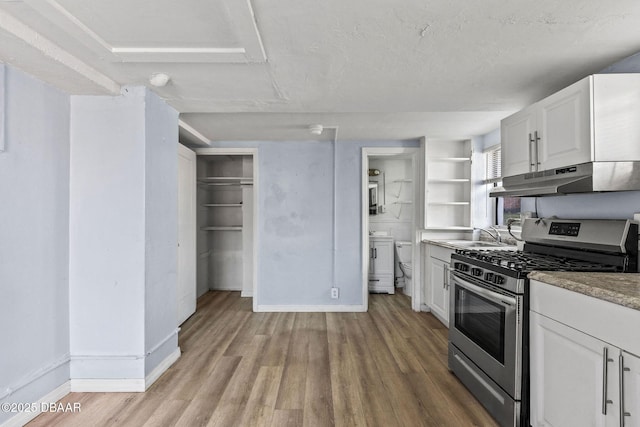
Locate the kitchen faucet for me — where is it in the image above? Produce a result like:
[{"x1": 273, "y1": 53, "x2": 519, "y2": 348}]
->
[{"x1": 475, "y1": 226, "x2": 502, "y2": 243}]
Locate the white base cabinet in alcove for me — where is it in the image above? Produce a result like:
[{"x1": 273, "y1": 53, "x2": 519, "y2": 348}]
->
[
  {"x1": 530, "y1": 280, "x2": 640, "y2": 427},
  {"x1": 368, "y1": 236, "x2": 394, "y2": 294}
]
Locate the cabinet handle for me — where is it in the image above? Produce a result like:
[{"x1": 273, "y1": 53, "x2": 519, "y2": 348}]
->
[
  {"x1": 374, "y1": 248, "x2": 377, "y2": 258},
  {"x1": 620, "y1": 354, "x2": 631, "y2": 426},
  {"x1": 534, "y1": 131, "x2": 541, "y2": 167},
  {"x1": 444, "y1": 265, "x2": 449, "y2": 289},
  {"x1": 529, "y1": 133, "x2": 536, "y2": 171},
  {"x1": 602, "y1": 347, "x2": 614, "y2": 414}
]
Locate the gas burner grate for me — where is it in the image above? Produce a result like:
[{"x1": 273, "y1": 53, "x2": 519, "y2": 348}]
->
[{"x1": 454, "y1": 249, "x2": 621, "y2": 273}]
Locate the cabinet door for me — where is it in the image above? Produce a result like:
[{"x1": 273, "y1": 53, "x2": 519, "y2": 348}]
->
[
  {"x1": 372, "y1": 240, "x2": 394, "y2": 276},
  {"x1": 537, "y1": 76, "x2": 593, "y2": 171},
  {"x1": 530, "y1": 311, "x2": 618, "y2": 427},
  {"x1": 621, "y1": 351, "x2": 640, "y2": 427},
  {"x1": 428, "y1": 257, "x2": 449, "y2": 327},
  {"x1": 501, "y1": 106, "x2": 537, "y2": 176}
]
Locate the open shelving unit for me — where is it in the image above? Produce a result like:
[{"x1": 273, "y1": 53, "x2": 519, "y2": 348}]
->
[
  {"x1": 425, "y1": 139, "x2": 472, "y2": 231},
  {"x1": 198, "y1": 176, "x2": 252, "y2": 232},
  {"x1": 196, "y1": 155, "x2": 254, "y2": 294}
]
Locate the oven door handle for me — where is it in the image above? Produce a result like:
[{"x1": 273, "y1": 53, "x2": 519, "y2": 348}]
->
[{"x1": 452, "y1": 274, "x2": 517, "y2": 307}]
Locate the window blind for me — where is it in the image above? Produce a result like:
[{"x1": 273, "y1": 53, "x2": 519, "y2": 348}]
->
[{"x1": 485, "y1": 146, "x2": 502, "y2": 184}]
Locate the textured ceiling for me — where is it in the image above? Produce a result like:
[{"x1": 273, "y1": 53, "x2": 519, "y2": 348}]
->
[{"x1": 1, "y1": 0, "x2": 640, "y2": 143}]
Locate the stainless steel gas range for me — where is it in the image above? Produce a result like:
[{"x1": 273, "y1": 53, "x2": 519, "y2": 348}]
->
[{"x1": 448, "y1": 218, "x2": 639, "y2": 427}]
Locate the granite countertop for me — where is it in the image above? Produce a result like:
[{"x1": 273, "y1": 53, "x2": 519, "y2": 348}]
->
[
  {"x1": 421, "y1": 239, "x2": 517, "y2": 251},
  {"x1": 529, "y1": 271, "x2": 640, "y2": 311},
  {"x1": 421, "y1": 239, "x2": 467, "y2": 250}
]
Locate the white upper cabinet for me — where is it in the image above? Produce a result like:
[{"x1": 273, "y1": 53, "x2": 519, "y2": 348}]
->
[
  {"x1": 537, "y1": 77, "x2": 593, "y2": 171},
  {"x1": 501, "y1": 74, "x2": 640, "y2": 177},
  {"x1": 502, "y1": 76, "x2": 592, "y2": 176},
  {"x1": 501, "y1": 106, "x2": 537, "y2": 177}
]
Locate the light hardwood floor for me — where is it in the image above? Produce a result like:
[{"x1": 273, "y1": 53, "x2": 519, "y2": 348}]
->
[{"x1": 29, "y1": 291, "x2": 498, "y2": 427}]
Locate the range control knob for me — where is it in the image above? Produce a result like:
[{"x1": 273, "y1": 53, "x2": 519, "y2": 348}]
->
[
  {"x1": 471, "y1": 268, "x2": 483, "y2": 277},
  {"x1": 493, "y1": 275, "x2": 505, "y2": 285},
  {"x1": 484, "y1": 272, "x2": 494, "y2": 282},
  {"x1": 455, "y1": 263, "x2": 469, "y2": 272}
]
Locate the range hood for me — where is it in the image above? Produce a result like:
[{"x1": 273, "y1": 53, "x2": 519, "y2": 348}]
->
[{"x1": 490, "y1": 162, "x2": 640, "y2": 197}]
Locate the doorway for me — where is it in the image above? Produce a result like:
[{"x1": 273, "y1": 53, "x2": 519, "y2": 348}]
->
[
  {"x1": 361, "y1": 148, "x2": 422, "y2": 311},
  {"x1": 194, "y1": 148, "x2": 259, "y2": 312}
]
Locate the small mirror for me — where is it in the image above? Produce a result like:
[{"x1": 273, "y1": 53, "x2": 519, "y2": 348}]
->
[{"x1": 368, "y1": 182, "x2": 378, "y2": 215}]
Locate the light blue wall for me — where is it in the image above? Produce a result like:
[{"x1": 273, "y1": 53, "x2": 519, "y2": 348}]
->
[
  {"x1": 520, "y1": 191, "x2": 640, "y2": 220},
  {"x1": 209, "y1": 139, "x2": 419, "y2": 307},
  {"x1": 481, "y1": 128, "x2": 500, "y2": 150},
  {"x1": 0, "y1": 64, "x2": 70, "y2": 423},
  {"x1": 599, "y1": 51, "x2": 640, "y2": 73}
]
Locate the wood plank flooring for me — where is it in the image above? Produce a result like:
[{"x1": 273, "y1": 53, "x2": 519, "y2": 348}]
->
[{"x1": 29, "y1": 292, "x2": 498, "y2": 427}]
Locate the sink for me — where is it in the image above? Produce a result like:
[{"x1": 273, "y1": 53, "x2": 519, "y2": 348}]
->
[{"x1": 444, "y1": 240, "x2": 512, "y2": 249}]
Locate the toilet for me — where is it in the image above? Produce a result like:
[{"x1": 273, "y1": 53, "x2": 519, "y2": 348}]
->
[{"x1": 394, "y1": 241, "x2": 412, "y2": 292}]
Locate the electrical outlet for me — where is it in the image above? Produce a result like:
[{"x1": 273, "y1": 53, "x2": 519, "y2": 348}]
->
[{"x1": 331, "y1": 287, "x2": 339, "y2": 299}]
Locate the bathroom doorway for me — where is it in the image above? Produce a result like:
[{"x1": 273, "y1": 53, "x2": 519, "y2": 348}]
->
[{"x1": 361, "y1": 147, "x2": 422, "y2": 311}]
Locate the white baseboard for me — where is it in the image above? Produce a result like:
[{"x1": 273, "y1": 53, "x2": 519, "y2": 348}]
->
[
  {"x1": 145, "y1": 347, "x2": 181, "y2": 389},
  {"x1": 1, "y1": 382, "x2": 70, "y2": 427},
  {"x1": 70, "y1": 378, "x2": 145, "y2": 392},
  {"x1": 255, "y1": 304, "x2": 366, "y2": 312},
  {"x1": 69, "y1": 347, "x2": 181, "y2": 392},
  {"x1": 240, "y1": 290, "x2": 253, "y2": 298},
  {"x1": 0, "y1": 347, "x2": 181, "y2": 426}
]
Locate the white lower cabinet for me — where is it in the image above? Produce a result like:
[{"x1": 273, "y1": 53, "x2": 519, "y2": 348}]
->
[
  {"x1": 622, "y1": 350, "x2": 640, "y2": 427},
  {"x1": 530, "y1": 280, "x2": 640, "y2": 427},
  {"x1": 531, "y1": 312, "x2": 618, "y2": 426},
  {"x1": 428, "y1": 256, "x2": 449, "y2": 326},
  {"x1": 424, "y1": 244, "x2": 453, "y2": 327},
  {"x1": 369, "y1": 237, "x2": 394, "y2": 294}
]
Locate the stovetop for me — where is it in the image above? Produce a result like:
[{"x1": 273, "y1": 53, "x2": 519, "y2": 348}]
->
[{"x1": 453, "y1": 248, "x2": 623, "y2": 277}]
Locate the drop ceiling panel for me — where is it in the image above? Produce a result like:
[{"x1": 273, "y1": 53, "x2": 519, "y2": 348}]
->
[
  {"x1": 55, "y1": 0, "x2": 239, "y2": 47},
  {"x1": 21, "y1": 0, "x2": 266, "y2": 62}
]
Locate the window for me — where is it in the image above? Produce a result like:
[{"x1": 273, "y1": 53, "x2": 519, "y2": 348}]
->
[{"x1": 484, "y1": 146, "x2": 520, "y2": 226}]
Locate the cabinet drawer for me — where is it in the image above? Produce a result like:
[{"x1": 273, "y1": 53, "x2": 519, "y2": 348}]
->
[{"x1": 531, "y1": 280, "x2": 640, "y2": 357}]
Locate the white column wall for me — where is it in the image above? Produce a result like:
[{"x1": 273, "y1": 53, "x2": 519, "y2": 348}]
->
[{"x1": 69, "y1": 86, "x2": 179, "y2": 382}]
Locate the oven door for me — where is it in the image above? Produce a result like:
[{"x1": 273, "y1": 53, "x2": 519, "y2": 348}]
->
[{"x1": 449, "y1": 272, "x2": 523, "y2": 399}]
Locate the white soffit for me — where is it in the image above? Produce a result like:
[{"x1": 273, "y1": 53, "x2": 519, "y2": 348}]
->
[{"x1": 21, "y1": 0, "x2": 266, "y2": 63}]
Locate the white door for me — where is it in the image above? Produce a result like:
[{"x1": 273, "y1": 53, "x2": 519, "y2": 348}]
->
[
  {"x1": 530, "y1": 311, "x2": 618, "y2": 427},
  {"x1": 538, "y1": 76, "x2": 593, "y2": 170},
  {"x1": 428, "y1": 257, "x2": 448, "y2": 327},
  {"x1": 177, "y1": 144, "x2": 197, "y2": 325}
]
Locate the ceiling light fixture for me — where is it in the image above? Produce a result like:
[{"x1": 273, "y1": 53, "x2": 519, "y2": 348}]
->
[
  {"x1": 149, "y1": 72, "x2": 171, "y2": 87},
  {"x1": 309, "y1": 124, "x2": 323, "y2": 135}
]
